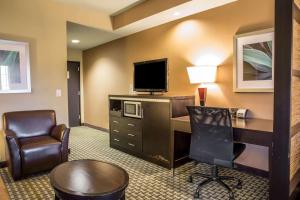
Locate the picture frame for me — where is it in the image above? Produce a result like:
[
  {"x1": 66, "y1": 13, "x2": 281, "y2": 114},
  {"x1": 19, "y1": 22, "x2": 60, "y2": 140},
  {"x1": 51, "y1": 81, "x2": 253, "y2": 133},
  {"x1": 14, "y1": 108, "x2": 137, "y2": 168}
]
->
[
  {"x1": 0, "y1": 39, "x2": 31, "y2": 93},
  {"x1": 233, "y1": 28, "x2": 274, "y2": 92}
]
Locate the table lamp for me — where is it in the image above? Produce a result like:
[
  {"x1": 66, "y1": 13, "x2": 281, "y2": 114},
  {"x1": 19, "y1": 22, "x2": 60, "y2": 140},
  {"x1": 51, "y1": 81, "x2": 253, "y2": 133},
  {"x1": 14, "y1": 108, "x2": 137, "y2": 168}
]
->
[{"x1": 187, "y1": 66, "x2": 217, "y2": 106}]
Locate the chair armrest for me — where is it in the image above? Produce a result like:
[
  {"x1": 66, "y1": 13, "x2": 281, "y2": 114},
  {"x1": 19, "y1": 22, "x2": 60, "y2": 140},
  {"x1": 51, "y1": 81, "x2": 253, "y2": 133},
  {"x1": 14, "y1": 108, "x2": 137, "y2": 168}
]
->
[
  {"x1": 51, "y1": 125, "x2": 70, "y2": 162},
  {"x1": 5, "y1": 130, "x2": 19, "y2": 146},
  {"x1": 51, "y1": 124, "x2": 69, "y2": 142},
  {"x1": 5, "y1": 130, "x2": 22, "y2": 180}
]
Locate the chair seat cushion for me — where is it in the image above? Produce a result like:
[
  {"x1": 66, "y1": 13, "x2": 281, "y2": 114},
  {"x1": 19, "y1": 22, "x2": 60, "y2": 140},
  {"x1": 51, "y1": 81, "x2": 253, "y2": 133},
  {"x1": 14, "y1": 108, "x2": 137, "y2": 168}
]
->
[
  {"x1": 20, "y1": 136, "x2": 62, "y2": 175},
  {"x1": 233, "y1": 142, "x2": 246, "y2": 159}
]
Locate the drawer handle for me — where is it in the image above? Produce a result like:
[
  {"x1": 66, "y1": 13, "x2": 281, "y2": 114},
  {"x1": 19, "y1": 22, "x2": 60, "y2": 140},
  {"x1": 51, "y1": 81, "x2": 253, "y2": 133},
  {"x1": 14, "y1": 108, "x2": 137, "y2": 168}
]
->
[
  {"x1": 113, "y1": 130, "x2": 119, "y2": 133},
  {"x1": 114, "y1": 139, "x2": 120, "y2": 142},
  {"x1": 127, "y1": 123, "x2": 135, "y2": 127},
  {"x1": 113, "y1": 120, "x2": 119, "y2": 124},
  {"x1": 128, "y1": 143, "x2": 135, "y2": 147},
  {"x1": 128, "y1": 134, "x2": 135, "y2": 137}
]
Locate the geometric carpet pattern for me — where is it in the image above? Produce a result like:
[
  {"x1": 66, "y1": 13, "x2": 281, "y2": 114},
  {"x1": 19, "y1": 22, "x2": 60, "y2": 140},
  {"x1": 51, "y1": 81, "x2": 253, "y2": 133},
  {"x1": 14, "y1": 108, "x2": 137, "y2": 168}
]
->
[{"x1": 0, "y1": 126, "x2": 269, "y2": 200}]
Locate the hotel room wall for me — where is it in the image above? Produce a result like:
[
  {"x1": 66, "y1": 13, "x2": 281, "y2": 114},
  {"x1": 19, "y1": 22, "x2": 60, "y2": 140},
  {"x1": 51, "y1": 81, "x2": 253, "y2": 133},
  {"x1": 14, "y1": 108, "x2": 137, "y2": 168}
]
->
[
  {"x1": 0, "y1": 0, "x2": 112, "y2": 162},
  {"x1": 83, "y1": 0, "x2": 274, "y2": 130}
]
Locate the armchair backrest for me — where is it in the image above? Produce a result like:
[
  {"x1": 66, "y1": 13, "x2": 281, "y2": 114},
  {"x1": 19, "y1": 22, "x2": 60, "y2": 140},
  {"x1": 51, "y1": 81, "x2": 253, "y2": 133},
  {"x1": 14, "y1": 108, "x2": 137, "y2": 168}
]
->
[{"x1": 3, "y1": 110, "x2": 56, "y2": 138}]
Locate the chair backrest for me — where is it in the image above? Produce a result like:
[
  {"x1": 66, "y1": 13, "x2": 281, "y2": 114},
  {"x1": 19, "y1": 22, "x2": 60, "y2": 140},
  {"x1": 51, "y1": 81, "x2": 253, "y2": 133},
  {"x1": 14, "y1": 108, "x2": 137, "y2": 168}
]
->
[
  {"x1": 187, "y1": 106, "x2": 234, "y2": 167},
  {"x1": 3, "y1": 110, "x2": 56, "y2": 138}
]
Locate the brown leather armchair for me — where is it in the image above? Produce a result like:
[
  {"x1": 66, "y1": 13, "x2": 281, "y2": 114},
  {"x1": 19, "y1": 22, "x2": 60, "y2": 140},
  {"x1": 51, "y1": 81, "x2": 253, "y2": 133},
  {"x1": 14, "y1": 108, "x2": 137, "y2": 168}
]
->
[{"x1": 3, "y1": 110, "x2": 70, "y2": 180}]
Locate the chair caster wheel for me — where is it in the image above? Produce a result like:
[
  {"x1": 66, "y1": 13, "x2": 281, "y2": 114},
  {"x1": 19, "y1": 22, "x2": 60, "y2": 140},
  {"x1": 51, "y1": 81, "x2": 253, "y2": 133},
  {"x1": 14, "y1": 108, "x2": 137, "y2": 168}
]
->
[
  {"x1": 236, "y1": 180, "x2": 242, "y2": 190},
  {"x1": 194, "y1": 192, "x2": 200, "y2": 199},
  {"x1": 188, "y1": 176, "x2": 193, "y2": 183}
]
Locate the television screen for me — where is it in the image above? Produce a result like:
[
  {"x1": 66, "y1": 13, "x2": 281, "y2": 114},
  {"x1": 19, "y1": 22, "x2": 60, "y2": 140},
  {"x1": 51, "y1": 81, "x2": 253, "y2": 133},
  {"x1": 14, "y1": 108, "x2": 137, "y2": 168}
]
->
[{"x1": 134, "y1": 58, "x2": 168, "y2": 92}]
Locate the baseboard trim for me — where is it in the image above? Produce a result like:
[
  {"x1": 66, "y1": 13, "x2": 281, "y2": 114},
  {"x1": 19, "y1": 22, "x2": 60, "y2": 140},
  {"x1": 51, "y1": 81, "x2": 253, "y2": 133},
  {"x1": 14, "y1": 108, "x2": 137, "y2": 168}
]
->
[
  {"x1": 0, "y1": 161, "x2": 8, "y2": 168},
  {"x1": 83, "y1": 123, "x2": 109, "y2": 133}
]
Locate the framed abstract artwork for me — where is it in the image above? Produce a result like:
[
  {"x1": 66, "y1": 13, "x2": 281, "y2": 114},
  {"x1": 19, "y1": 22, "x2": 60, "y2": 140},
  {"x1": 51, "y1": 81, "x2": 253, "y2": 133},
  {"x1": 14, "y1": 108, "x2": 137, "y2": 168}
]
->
[
  {"x1": 0, "y1": 39, "x2": 31, "y2": 93},
  {"x1": 233, "y1": 29, "x2": 274, "y2": 92}
]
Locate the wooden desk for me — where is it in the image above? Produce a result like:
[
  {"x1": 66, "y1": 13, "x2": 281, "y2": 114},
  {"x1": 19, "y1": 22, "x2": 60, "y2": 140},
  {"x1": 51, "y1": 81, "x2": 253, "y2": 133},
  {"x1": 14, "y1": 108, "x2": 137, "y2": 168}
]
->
[{"x1": 171, "y1": 116, "x2": 273, "y2": 177}]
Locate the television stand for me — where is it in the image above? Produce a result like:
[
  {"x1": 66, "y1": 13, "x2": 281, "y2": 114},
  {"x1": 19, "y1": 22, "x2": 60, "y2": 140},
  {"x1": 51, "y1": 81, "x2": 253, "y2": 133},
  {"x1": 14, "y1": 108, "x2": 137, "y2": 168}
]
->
[{"x1": 108, "y1": 94, "x2": 195, "y2": 168}]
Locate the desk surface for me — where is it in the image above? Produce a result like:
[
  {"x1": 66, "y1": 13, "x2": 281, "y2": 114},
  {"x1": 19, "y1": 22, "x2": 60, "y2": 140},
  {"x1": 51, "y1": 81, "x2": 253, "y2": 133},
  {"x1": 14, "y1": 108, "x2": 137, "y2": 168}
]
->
[
  {"x1": 171, "y1": 116, "x2": 273, "y2": 175},
  {"x1": 171, "y1": 116, "x2": 273, "y2": 133}
]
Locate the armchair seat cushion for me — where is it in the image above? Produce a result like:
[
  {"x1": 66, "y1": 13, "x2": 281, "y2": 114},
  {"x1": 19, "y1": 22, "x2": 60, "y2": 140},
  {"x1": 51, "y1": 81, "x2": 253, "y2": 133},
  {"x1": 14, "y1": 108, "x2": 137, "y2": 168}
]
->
[{"x1": 20, "y1": 136, "x2": 62, "y2": 175}]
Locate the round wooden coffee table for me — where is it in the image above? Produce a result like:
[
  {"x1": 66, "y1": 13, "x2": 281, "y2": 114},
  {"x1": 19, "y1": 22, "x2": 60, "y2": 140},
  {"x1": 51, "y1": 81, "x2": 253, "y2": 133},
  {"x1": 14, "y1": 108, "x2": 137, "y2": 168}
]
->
[{"x1": 50, "y1": 159, "x2": 129, "y2": 200}]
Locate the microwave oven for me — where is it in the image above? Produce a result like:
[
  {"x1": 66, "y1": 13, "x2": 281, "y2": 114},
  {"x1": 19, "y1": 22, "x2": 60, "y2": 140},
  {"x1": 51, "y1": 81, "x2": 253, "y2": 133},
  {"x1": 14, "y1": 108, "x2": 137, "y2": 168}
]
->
[{"x1": 123, "y1": 101, "x2": 142, "y2": 118}]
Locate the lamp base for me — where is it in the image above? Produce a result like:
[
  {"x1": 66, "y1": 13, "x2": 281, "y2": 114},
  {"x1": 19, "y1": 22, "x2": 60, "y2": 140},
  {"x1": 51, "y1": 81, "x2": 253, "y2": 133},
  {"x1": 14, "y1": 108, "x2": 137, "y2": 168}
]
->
[{"x1": 198, "y1": 87, "x2": 207, "y2": 107}]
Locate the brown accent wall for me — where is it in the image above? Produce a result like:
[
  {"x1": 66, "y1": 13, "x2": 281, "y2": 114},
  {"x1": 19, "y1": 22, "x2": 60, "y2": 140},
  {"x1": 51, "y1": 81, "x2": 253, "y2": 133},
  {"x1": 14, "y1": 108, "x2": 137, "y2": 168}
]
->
[{"x1": 83, "y1": 0, "x2": 275, "y2": 129}]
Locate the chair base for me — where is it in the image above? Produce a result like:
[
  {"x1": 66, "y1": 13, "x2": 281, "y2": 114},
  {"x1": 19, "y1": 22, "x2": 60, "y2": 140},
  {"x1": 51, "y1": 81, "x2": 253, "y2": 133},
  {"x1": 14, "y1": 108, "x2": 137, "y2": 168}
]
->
[{"x1": 188, "y1": 165, "x2": 242, "y2": 200}]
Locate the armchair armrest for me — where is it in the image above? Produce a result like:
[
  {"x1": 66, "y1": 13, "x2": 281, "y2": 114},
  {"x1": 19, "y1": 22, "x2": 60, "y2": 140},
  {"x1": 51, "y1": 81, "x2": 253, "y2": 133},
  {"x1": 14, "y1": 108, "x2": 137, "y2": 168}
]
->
[
  {"x1": 5, "y1": 130, "x2": 19, "y2": 146},
  {"x1": 5, "y1": 130, "x2": 22, "y2": 180},
  {"x1": 51, "y1": 124, "x2": 70, "y2": 162},
  {"x1": 51, "y1": 124, "x2": 68, "y2": 141}
]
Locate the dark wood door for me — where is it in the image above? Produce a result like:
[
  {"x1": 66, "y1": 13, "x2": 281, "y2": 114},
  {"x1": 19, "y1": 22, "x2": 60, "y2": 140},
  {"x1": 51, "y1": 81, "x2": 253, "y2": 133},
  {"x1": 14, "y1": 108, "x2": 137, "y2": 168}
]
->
[
  {"x1": 67, "y1": 61, "x2": 81, "y2": 127},
  {"x1": 142, "y1": 101, "x2": 171, "y2": 168}
]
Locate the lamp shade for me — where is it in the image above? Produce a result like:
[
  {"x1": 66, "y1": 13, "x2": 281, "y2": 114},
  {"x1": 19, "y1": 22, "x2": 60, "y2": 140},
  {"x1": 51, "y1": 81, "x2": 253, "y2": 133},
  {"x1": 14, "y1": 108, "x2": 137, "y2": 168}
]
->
[{"x1": 187, "y1": 66, "x2": 217, "y2": 84}]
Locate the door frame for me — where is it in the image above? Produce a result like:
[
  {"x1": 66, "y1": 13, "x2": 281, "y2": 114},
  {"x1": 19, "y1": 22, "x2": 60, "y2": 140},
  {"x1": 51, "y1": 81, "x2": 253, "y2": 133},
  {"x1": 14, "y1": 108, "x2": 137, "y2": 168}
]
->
[{"x1": 67, "y1": 60, "x2": 82, "y2": 127}]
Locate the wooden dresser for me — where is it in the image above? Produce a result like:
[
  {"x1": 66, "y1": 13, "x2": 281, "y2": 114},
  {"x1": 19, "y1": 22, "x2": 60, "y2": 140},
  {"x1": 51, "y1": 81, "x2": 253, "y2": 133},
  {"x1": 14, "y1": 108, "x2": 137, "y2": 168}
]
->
[{"x1": 109, "y1": 94, "x2": 195, "y2": 168}]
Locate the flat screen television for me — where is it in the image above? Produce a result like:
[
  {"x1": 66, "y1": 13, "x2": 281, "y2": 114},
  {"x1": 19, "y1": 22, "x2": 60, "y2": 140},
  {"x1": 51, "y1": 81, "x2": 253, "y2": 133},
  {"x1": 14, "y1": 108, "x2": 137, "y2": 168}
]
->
[{"x1": 133, "y1": 58, "x2": 168, "y2": 93}]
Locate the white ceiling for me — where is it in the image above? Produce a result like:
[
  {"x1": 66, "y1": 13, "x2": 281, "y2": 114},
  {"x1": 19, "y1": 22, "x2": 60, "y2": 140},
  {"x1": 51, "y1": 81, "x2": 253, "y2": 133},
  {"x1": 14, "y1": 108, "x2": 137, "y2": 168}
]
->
[
  {"x1": 54, "y1": 0, "x2": 142, "y2": 14},
  {"x1": 67, "y1": 0, "x2": 238, "y2": 50}
]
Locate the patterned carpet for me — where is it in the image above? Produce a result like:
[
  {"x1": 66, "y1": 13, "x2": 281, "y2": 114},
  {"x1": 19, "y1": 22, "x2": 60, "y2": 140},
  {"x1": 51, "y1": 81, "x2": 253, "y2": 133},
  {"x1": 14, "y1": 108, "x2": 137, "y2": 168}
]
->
[{"x1": 0, "y1": 126, "x2": 269, "y2": 200}]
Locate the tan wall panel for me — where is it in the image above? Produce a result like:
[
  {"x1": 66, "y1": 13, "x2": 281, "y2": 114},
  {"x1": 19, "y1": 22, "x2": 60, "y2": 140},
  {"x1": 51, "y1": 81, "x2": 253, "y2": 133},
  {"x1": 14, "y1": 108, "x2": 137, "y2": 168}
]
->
[
  {"x1": 296, "y1": 0, "x2": 300, "y2": 9},
  {"x1": 0, "y1": 0, "x2": 111, "y2": 161},
  {"x1": 83, "y1": 0, "x2": 274, "y2": 129}
]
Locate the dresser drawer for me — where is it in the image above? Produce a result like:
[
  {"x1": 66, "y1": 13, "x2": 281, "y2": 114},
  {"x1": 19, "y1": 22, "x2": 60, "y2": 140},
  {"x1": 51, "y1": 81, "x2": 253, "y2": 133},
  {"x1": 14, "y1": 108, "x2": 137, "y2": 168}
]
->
[
  {"x1": 123, "y1": 129, "x2": 142, "y2": 141},
  {"x1": 110, "y1": 128, "x2": 142, "y2": 142},
  {"x1": 110, "y1": 117, "x2": 142, "y2": 131},
  {"x1": 125, "y1": 138, "x2": 142, "y2": 153},
  {"x1": 110, "y1": 133, "x2": 142, "y2": 153},
  {"x1": 110, "y1": 133, "x2": 123, "y2": 146},
  {"x1": 110, "y1": 117, "x2": 123, "y2": 127},
  {"x1": 122, "y1": 117, "x2": 142, "y2": 131},
  {"x1": 110, "y1": 117, "x2": 124, "y2": 134}
]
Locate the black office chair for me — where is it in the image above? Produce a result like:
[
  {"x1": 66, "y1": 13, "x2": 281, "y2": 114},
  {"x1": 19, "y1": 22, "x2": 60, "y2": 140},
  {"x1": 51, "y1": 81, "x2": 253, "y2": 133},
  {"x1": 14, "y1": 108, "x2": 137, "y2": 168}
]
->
[{"x1": 187, "y1": 106, "x2": 246, "y2": 200}]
